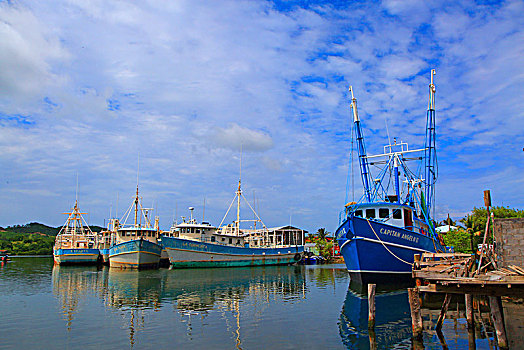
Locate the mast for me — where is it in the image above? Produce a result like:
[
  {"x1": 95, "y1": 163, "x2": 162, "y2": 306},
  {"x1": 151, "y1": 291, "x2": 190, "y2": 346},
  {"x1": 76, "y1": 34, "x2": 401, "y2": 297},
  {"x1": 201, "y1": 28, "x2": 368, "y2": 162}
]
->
[
  {"x1": 134, "y1": 185, "x2": 139, "y2": 227},
  {"x1": 349, "y1": 86, "x2": 372, "y2": 202},
  {"x1": 134, "y1": 154, "x2": 140, "y2": 228},
  {"x1": 424, "y1": 70, "x2": 437, "y2": 216},
  {"x1": 393, "y1": 153, "x2": 401, "y2": 203},
  {"x1": 236, "y1": 148, "x2": 242, "y2": 236}
]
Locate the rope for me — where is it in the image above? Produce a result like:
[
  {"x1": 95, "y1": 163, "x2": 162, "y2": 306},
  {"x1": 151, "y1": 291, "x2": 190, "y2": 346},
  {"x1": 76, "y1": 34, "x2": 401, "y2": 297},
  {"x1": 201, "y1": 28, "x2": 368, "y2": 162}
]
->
[{"x1": 365, "y1": 218, "x2": 413, "y2": 266}]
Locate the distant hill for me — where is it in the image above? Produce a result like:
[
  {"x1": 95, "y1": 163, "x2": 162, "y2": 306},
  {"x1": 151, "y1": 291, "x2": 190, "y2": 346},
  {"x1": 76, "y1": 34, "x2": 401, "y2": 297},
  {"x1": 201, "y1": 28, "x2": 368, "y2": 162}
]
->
[
  {"x1": 5, "y1": 222, "x2": 105, "y2": 236},
  {"x1": 6, "y1": 222, "x2": 60, "y2": 236}
]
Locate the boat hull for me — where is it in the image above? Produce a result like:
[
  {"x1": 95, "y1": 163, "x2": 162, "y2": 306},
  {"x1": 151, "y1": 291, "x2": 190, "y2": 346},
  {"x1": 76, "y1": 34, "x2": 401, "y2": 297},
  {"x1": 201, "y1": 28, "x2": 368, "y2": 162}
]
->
[
  {"x1": 109, "y1": 239, "x2": 162, "y2": 269},
  {"x1": 162, "y1": 236, "x2": 304, "y2": 268},
  {"x1": 53, "y1": 248, "x2": 100, "y2": 265},
  {"x1": 336, "y1": 215, "x2": 445, "y2": 283},
  {"x1": 100, "y1": 248, "x2": 110, "y2": 264}
]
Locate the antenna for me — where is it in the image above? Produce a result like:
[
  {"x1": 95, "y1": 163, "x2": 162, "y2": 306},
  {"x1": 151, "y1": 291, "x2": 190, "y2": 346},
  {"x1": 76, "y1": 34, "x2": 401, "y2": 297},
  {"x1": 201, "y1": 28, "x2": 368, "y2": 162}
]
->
[
  {"x1": 385, "y1": 118, "x2": 392, "y2": 147},
  {"x1": 136, "y1": 153, "x2": 140, "y2": 188},
  {"x1": 75, "y1": 172, "x2": 79, "y2": 204}
]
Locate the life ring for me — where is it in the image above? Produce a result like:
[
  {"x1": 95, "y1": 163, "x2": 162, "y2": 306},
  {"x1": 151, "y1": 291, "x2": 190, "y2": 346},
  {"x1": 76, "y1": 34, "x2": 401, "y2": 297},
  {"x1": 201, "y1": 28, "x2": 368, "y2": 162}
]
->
[{"x1": 294, "y1": 253, "x2": 302, "y2": 261}]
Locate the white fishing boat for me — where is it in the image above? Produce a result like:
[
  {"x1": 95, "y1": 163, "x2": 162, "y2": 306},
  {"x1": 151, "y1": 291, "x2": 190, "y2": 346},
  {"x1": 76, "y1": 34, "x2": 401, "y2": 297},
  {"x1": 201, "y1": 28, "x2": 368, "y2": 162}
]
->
[
  {"x1": 53, "y1": 201, "x2": 100, "y2": 265},
  {"x1": 108, "y1": 186, "x2": 163, "y2": 269},
  {"x1": 162, "y1": 170, "x2": 304, "y2": 268}
]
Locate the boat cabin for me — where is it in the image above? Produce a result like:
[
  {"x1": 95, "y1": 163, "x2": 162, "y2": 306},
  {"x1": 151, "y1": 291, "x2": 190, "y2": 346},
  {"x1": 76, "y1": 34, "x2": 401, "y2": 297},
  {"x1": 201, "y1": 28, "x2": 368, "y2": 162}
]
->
[
  {"x1": 116, "y1": 227, "x2": 160, "y2": 243},
  {"x1": 176, "y1": 221, "x2": 247, "y2": 247},
  {"x1": 352, "y1": 203, "x2": 431, "y2": 236}
]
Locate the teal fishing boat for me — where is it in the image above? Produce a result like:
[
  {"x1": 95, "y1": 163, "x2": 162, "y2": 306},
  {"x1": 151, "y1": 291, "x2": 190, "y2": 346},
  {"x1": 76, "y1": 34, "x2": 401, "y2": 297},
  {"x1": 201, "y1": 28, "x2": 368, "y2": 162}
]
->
[{"x1": 108, "y1": 186, "x2": 163, "y2": 269}]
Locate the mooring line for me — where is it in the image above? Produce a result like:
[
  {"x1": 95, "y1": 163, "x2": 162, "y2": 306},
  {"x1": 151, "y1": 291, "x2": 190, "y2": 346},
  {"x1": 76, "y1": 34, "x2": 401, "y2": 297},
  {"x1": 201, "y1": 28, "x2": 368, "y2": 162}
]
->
[{"x1": 366, "y1": 218, "x2": 413, "y2": 266}]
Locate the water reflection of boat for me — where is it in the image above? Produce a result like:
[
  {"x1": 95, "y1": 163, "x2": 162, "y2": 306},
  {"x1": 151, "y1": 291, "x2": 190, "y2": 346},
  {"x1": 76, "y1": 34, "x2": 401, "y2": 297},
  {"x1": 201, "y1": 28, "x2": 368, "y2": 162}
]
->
[
  {"x1": 338, "y1": 281, "x2": 412, "y2": 349},
  {"x1": 52, "y1": 264, "x2": 307, "y2": 347},
  {"x1": 52, "y1": 265, "x2": 108, "y2": 330},
  {"x1": 106, "y1": 268, "x2": 163, "y2": 309}
]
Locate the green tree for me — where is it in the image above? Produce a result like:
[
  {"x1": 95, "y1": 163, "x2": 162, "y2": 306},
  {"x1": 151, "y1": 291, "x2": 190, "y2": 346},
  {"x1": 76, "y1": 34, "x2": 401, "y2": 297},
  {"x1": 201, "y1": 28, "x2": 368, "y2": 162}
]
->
[
  {"x1": 443, "y1": 228, "x2": 473, "y2": 253},
  {"x1": 313, "y1": 228, "x2": 333, "y2": 260}
]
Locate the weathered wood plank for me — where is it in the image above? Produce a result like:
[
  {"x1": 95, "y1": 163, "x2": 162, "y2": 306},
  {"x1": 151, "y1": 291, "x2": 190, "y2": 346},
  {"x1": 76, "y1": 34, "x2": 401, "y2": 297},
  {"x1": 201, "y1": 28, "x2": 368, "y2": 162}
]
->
[{"x1": 436, "y1": 294, "x2": 452, "y2": 331}]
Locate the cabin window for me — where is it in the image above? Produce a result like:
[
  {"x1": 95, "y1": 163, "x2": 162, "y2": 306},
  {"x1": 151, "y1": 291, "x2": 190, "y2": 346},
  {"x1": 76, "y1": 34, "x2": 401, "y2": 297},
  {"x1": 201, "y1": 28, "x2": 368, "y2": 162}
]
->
[
  {"x1": 211, "y1": 236, "x2": 216, "y2": 242},
  {"x1": 379, "y1": 208, "x2": 389, "y2": 218},
  {"x1": 237, "y1": 239, "x2": 240, "y2": 244},
  {"x1": 393, "y1": 209, "x2": 402, "y2": 219},
  {"x1": 365, "y1": 209, "x2": 376, "y2": 218},
  {"x1": 229, "y1": 238, "x2": 232, "y2": 244},
  {"x1": 355, "y1": 210, "x2": 363, "y2": 217},
  {"x1": 196, "y1": 229, "x2": 200, "y2": 234},
  {"x1": 221, "y1": 237, "x2": 225, "y2": 242}
]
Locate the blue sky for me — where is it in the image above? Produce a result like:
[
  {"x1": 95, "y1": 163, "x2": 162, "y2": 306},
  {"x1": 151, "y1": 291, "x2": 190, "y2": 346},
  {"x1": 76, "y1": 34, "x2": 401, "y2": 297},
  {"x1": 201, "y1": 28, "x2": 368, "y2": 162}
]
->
[{"x1": 1, "y1": 0, "x2": 523, "y2": 233}]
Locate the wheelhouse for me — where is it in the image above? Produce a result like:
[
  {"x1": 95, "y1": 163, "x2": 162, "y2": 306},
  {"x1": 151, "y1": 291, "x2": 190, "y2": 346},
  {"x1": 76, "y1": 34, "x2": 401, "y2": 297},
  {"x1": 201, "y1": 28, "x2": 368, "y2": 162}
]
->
[{"x1": 351, "y1": 203, "x2": 431, "y2": 236}]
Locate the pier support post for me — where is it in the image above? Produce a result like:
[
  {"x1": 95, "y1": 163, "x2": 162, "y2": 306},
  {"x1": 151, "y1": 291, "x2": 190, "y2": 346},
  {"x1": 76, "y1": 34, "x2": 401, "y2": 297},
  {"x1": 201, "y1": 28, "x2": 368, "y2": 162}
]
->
[
  {"x1": 408, "y1": 288, "x2": 423, "y2": 340},
  {"x1": 414, "y1": 254, "x2": 422, "y2": 286},
  {"x1": 436, "y1": 294, "x2": 451, "y2": 331},
  {"x1": 368, "y1": 328, "x2": 377, "y2": 350},
  {"x1": 489, "y1": 296, "x2": 508, "y2": 349},
  {"x1": 465, "y1": 294, "x2": 474, "y2": 330},
  {"x1": 368, "y1": 284, "x2": 376, "y2": 329}
]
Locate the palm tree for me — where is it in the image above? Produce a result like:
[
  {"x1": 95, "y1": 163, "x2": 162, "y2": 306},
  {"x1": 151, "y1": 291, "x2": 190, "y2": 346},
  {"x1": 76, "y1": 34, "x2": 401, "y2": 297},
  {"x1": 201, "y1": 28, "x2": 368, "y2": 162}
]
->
[{"x1": 316, "y1": 228, "x2": 328, "y2": 240}]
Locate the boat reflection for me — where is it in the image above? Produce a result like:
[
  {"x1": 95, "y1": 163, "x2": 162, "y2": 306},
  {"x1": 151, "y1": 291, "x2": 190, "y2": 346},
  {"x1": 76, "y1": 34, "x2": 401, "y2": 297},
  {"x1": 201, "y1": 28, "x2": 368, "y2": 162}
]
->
[
  {"x1": 163, "y1": 265, "x2": 306, "y2": 314},
  {"x1": 52, "y1": 265, "x2": 307, "y2": 347},
  {"x1": 338, "y1": 280, "x2": 413, "y2": 349},
  {"x1": 52, "y1": 265, "x2": 108, "y2": 331}
]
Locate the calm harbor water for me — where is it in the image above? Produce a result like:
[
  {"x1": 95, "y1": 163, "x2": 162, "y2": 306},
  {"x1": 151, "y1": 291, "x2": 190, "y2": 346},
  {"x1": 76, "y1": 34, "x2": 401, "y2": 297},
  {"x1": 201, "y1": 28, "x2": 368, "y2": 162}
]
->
[{"x1": 0, "y1": 257, "x2": 504, "y2": 349}]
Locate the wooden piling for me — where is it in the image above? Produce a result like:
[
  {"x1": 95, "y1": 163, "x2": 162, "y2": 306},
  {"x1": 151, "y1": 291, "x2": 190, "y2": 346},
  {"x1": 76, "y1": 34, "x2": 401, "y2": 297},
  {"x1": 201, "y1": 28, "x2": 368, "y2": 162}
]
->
[
  {"x1": 414, "y1": 254, "x2": 422, "y2": 286},
  {"x1": 468, "y1": 325, "x2": 476, "y2": 350},
  {"x1": 465, "y1": 294, "x2": 474, "y2": 330},
  {"x1": 436, "y1": 294, "x2": 452, "y2": 331},
  {"x1": 488, "y1": 296, "x2": 508, "y2": 348},
  {"x1": 368, "y1": 284, "x2": 376, "y2": 329},
  {"x1": 408, "y1": 288, "x2": 423, "y2": 340},
  {"x1": 368, "y1": 327, "x2": 377, "y2": 350}
]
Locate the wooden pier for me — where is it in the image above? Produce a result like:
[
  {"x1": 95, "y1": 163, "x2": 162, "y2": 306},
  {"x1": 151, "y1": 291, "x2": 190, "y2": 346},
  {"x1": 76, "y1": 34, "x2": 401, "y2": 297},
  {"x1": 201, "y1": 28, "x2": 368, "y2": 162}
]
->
[
  {"x1": 410, "y1": 252, "x2": 524, "y2": 349},
  {"x1": 413, "y1": 252, "x2": 524, "y2": 297}
]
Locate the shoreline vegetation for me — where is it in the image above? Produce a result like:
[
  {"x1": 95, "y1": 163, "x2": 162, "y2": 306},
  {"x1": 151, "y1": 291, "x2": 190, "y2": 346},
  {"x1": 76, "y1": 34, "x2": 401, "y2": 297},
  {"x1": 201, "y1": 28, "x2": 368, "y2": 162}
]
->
[
  {"x1": 0, "y1": 222, "x2": 103, "y2": 256},
  {"x1": 442, "y1": 206, "x2": 524, "y2": 254}
]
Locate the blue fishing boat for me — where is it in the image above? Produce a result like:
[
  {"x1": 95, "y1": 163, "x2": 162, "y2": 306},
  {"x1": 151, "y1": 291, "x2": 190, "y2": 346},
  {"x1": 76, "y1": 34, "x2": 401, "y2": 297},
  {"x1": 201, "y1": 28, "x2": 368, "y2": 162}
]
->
[
  {"x1": 53, "y1": 201, "x2": 100, "y2": 265},
  {"x1": 336, "y1": 70, "x2": 447, "y2": 283},
  {"x1": 108, "y1": 186, "x2": 163, "y2": 269}
]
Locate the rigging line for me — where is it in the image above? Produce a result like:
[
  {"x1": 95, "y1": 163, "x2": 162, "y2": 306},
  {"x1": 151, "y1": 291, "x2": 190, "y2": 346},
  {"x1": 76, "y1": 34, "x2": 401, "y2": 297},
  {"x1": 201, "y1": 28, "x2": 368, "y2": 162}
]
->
[
  {"x1": 365, "y1": 218, "x2": 412, "y2": 265},
  {"x1": 218, "y1": 195, "x2": 239, "y2": 229}
]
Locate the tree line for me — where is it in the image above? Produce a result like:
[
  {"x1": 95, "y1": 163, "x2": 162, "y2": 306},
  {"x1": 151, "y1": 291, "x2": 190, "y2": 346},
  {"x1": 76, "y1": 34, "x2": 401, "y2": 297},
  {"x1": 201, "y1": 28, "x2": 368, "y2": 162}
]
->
[{"x1": 442, "y1": 206, "x2": 524, "y2": 253}]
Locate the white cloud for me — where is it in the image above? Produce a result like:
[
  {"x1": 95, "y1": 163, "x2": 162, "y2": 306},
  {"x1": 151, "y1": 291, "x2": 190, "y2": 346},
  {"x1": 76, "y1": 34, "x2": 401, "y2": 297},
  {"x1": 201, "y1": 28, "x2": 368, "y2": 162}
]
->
[
  {"x1": 212, "y1": 124, "x2": 274, "y2": 152},
  {"x1": 0, "y1": 3, "x2": 68, "y2": 99}
]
